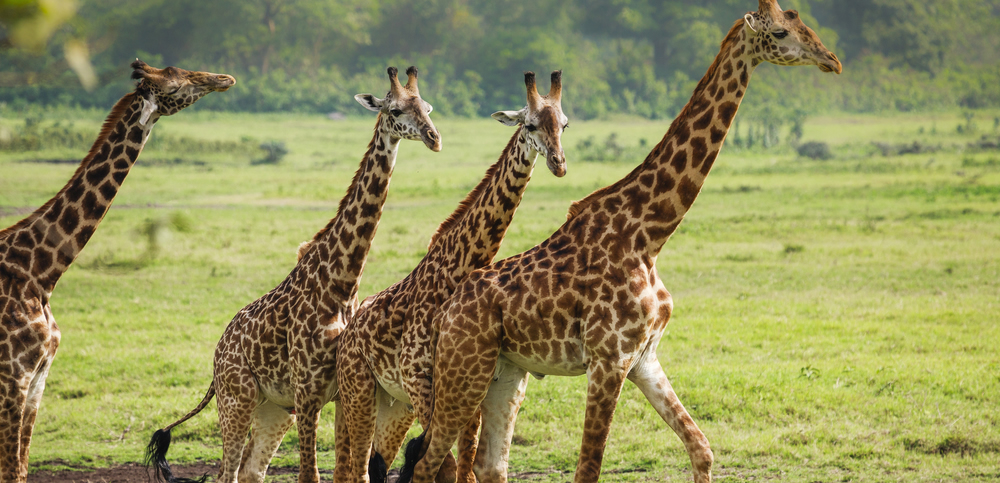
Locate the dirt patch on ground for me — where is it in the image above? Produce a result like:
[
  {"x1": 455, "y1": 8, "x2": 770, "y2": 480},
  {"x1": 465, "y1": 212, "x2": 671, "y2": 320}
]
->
[{"x1": 29, "y1": 463, "x2": 301, "y2": 483}]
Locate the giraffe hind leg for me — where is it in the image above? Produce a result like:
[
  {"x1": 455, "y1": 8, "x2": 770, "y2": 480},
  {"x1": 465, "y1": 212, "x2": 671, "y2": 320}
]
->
[
  {"x1": 628, "y1": 354, "x2": 712, "y2": 483},
  {"x1": 237, "y1": 400, "x2": 296, "y2": 483}
]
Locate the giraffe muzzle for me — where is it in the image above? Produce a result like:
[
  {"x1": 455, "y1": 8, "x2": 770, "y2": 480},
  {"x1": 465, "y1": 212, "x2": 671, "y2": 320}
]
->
[
  {"x1": 817, "y1": 52, "x2": 842, "y2": 74},
  {"x1": 213, "y1": 75, "x2": 237, "y2": 91},
  {"x1": 422, "y1": 128, "x2": 442, "y2": 152},
  {"x1": 546, "y1": 151, "x2": 567, "y2": 177}
]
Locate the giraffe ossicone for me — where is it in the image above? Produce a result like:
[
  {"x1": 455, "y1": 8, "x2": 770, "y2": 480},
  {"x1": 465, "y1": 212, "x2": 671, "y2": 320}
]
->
[
  {"x1": 144, "y1": 66, "x2": 441, "y2": 483},
  {"x1": 397, "y1": 2, "x2": 841, "y2": 483},
  {"x1": 335, "y1": 71, "x2": 568, "y2": 483},
  {"x1": 0, "y1": 59, "x2": 233, "y2": 483}
]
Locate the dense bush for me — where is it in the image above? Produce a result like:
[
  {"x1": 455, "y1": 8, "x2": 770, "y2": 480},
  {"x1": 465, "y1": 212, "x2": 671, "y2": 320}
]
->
[{"x1": 2, "y1": 0, "x2": 999, "y2": 118}]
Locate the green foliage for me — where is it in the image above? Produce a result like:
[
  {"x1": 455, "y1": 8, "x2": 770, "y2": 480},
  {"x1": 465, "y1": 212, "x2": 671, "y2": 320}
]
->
[
  {"x1": 2, "y1": 109, "x2": 998, "y2": 481},
  {"x1": 253, "y1": 140, "x2": 288, "y2": 165},
  {"x1": 796, "y1": 141, "x2": 832, "y2": 160},
  {"x1": 0, "y1": 115, "x2": 89, "y2": 151},
  {"x1": 575, "y1": 132, "x2": 649, "y2": 162},
  {"x1": 3, "y1": 0, "x2": 1000, "y2": 118}
]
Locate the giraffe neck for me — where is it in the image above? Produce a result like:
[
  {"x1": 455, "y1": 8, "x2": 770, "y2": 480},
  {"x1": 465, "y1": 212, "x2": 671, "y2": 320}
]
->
[
  {"x1": 422, "y1": 127, "x2": 537, "y2": 278},
  {"x1": 295, "y1": 113, "x2": 399, "y2": 306},
  {"x1": 570, "y1": 21, "x2": 755, "y2": 258},
  {"x1": 0, "y1": 92, "x2": 156, "y2": 294}
]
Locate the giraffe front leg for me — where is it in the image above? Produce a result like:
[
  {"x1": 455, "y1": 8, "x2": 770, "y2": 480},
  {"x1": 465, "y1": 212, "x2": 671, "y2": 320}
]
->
[
  {"x1": 336, "y1": 363, "x2": 378, "y2": 483},
  {"x1": 0, "y1": 376, "x2": 29, "y2": 483},
  {"x1": 406, "y1": 323, "x2": 500, "y2": 483},
  {"x1": 334, "y1": 402, "x2": 352, "y2": 483},
  {"x1": 573, "y1": 360, "x2": 628, "y2": 483},
  {"x1": 473, "y1": 362, "x2": 528, "y2": 483},
  {"x1": 293, "y1": 400, "x2": 325, "y2": 483},
  {"x1": 400, "y1": 356, "x2": 458, "y2": 483},
  {"x1": 628, "y1": 354, "x2": 712, "y2": 483},
  {"x1": 455, "y1": 409, "x2": 481, "y2": 483}
]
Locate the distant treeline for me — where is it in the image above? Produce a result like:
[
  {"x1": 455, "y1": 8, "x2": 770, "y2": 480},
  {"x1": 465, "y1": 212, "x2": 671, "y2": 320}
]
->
[{"x1": 2, "y1": 0, "x2": 999, "y2": 119}]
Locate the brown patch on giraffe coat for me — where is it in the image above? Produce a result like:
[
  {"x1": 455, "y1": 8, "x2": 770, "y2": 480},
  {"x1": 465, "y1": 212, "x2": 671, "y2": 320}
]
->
[
  {"x1": 669, "y1": 150, "x2": 688, "y2": 173},
  {"x1": 692, "y1": 107, "x2": 715, "y2": 131},
  {"x1": 653, "y1": 169, "x2": 676, "y2": 197},
  {"x1": 710, "y1": 127, "x2": 726, "y2": 145},
  {"x1": 690, "y1": 137, "x2": 709, "y2": 169},
  {"x1": 80, "y1": 192, "x2": 106, "y2": 220},
  {"x1": 700, "y1": 151, "x2": 719, "y2": 176},
  {"x1": 677, "y1": 176, "x2": 700, "y2": 208},
  {"x1": 58, "y1": 208, "x2": 79, "y2": 235}
]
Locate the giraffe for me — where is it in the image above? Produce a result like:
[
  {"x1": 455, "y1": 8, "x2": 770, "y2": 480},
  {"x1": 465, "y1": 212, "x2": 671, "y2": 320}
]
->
[
  {"x1": 0, "y1": 60, "x2": 234, "y2": 483},
  {"x1": 334, "y1": 71, "x2": 568, "y2": 483},
  {"x1": 397, "y1": 2, "x2": 842, "y2": 483},
  {"x1": 144, "y1": 67, "x2": 441, "y2": 483}
]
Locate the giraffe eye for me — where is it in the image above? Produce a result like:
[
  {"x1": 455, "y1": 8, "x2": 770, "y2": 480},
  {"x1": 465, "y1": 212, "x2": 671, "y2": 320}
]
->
[
  {"x1": 773, "y1": 30, "x2": 789, "y2": 39},
  {"x1": 525, "y1": 124, "x2": 537, "y2": 132},
  {"x1": 390, "y1": 109, "x2": 403, "y2": 117},
  {"x1": 563, "y1": 123, "x2": 569, "y2": 131}
]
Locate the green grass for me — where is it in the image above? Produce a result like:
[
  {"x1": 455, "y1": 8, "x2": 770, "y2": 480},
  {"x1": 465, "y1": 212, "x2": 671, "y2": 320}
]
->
[{"x1": 2, "y1": 106, "x2": 999, "y2": 482}]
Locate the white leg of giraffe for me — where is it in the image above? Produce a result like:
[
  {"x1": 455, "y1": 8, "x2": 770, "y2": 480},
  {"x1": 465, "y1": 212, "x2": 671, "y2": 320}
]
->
[
  {"x1": 372, "y1": 390, "x2": 415, "y2": 469},
  {"x1": 627, "y1": 353, "x2": 713, "y2": 483},
  {"x1": 16, "y1": 361, "x2": 50, "y2": 482},
  {"x1": 237, "y1": 401, "x2": 296, "y2": 483},
  {"x1": 472, "y1": 360, "x2": 528, "y2": 483}
]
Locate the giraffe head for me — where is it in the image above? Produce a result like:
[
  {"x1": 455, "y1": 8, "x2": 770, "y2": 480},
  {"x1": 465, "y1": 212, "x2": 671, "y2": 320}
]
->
[
  {"x1": 743, "y1": 0, "x2": 842, "y2": 74},
  {"x1": 491, "y1": 71, "x2": 569, "y2": 177},
  {"x1": 130, "y1": 59, "x2": 236, "y2": 125},
  {"x1": 355, "y1": 66, "x2": 443, "y2": 152}
]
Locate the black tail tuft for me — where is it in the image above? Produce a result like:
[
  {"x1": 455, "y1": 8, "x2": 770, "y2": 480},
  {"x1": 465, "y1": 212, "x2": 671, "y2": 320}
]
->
[
  {"x1": 396, "y1": 432, "x2": 426, "y2": 483},
  {"x1": 144, "y1": 429, "x2": 209, "y2": 483},
  {"x1": 368, "y1": 451, "x2": 389, "y2": 483}
]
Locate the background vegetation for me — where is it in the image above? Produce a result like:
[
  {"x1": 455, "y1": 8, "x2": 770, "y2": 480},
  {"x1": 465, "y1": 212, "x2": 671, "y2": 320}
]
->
[
  {"x1": 2, "y1": 0, "x2": 999, "y2": 481},
  {"x1": 1, "y1": 104, "x2": 998, "y2": 480},
  {"x1": 3, "y1": 0, "x2": 1000, "y2": 120}
]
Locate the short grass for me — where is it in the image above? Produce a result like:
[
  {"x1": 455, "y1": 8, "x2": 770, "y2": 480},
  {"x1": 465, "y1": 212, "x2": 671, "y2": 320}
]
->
[{"x1": 1, "y1": 106, "x2": 998, "y2": 482}]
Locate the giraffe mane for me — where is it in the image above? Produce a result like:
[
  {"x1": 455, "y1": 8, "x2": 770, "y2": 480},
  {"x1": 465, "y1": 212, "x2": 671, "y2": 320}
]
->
[
  {"x1": 566, "y1": 19, "x2": 746, "y2": 221},
  {"x1": 304, "y1": 113, "x2": 382, "y2": 252},
  {"x1": 426, "y1": 127, "x2": 521, "y2": 248},
  {"x1": 0, "y1": 92, "x2": 138, "y2": 241}
]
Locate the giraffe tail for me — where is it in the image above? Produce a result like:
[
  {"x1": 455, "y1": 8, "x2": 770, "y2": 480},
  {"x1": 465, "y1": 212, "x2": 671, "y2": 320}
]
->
[
  {"x1": 368, "y1": 450, "x2": 389, "y2": 483},
  {"x1": 144, "y1": 383, "x2": 216, "y2": 483},
  {"x1": 396, "y1": 431, "x2": 427, "y2": 483}
]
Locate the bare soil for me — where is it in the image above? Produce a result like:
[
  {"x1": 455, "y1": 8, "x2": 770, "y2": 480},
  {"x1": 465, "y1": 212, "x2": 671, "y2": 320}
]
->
[{"x1": 28, "y1": 463, "x2": 301, "y2": 483}]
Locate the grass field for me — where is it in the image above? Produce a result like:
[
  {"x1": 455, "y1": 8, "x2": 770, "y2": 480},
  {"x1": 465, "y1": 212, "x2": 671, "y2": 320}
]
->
[{"x1": 1, "y1": 105, "x2": 998, "y2": 482}]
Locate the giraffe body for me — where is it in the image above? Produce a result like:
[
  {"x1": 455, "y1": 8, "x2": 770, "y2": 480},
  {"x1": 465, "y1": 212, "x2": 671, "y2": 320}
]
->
[
  {"x1": 144, "y1": 67, "x2": 441, "y2": 483},
  {"x1": 398, "y1": 2, "x2": 841, "y2": 483},
  {"x1": 0, "y1": 60, "x2": 233, "y2": 483},
  {"x1": 335, "y1": 72, "x2": 568, "y2": 483}
]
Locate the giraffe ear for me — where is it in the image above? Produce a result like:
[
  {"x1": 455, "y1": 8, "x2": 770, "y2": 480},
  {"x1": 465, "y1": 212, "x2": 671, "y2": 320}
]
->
[
  {"x1": 355, "y1": 94, "x2": 384, "y2": 112},
  {"x1": 744, "y1": 13, "x2": 759, "y2": 35},
  {"x1": 491, "y1": 109, "x2": 524, "y2": 127},
  {"x1": 139, "y1": 93, "x2": 158, "y2": 126}
]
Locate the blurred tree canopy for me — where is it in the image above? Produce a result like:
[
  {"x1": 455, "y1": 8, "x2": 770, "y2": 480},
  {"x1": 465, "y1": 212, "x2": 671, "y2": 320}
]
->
[{"x1": 1, "y1": 0, "x2": 999, "y2": 118}]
